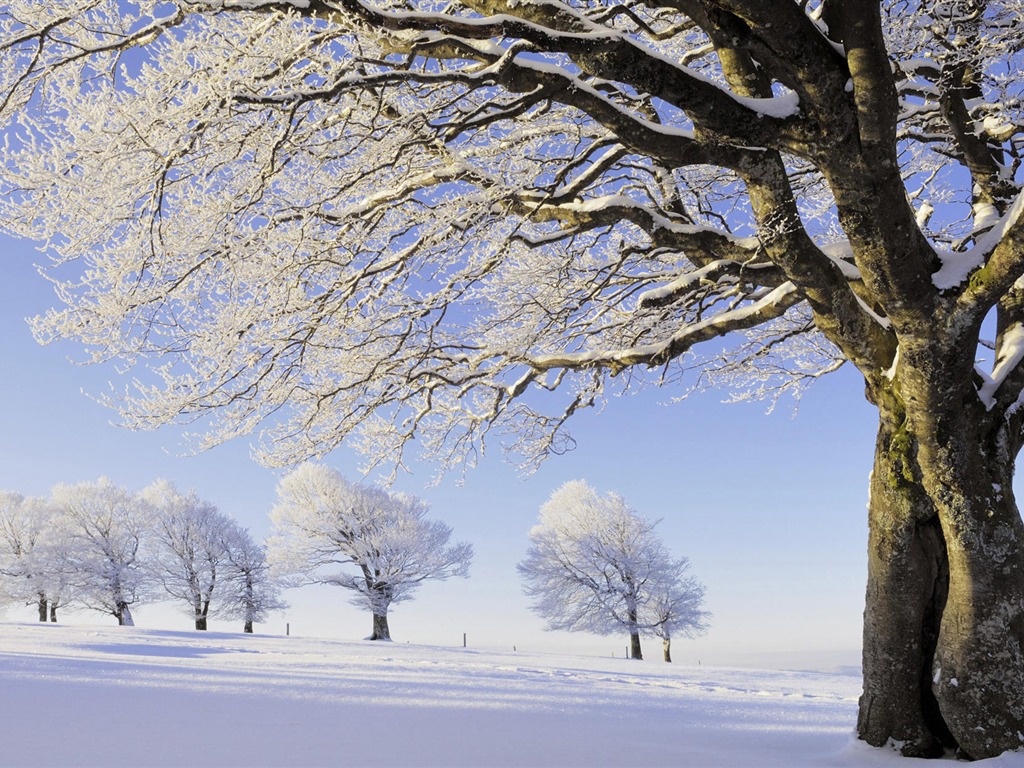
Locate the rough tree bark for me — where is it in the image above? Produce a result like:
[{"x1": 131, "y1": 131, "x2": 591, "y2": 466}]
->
[
  {"x1": 662, "y1": 638, "x2": 672, "y2": 664},
  {"x1": 859, "y1": 340, "x2": 1024, "y2": 759},
  {"x1": 858, "y1": 406, "x2": 951, "y2": 758}
]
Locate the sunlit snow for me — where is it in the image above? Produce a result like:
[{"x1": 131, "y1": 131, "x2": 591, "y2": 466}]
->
[{"x1": 2, "y1": 623, "x2": 1020, "y2": 766}]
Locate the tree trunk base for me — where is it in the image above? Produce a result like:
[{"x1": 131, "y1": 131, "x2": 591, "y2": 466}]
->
[
  {"x1": 369, "y1": 613, "x2": 392, "y2": 641},
  {"x1": 629, "y1": 631, "x2": 642, "y2": 661}
]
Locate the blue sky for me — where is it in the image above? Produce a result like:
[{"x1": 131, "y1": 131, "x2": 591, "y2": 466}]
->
[{"x1": 0, "y1": 230, "x2": 878, "y2": 665}]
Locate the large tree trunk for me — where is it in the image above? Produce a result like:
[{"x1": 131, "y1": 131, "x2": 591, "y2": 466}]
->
[
  {"x1": 243, "y1": 620, "x2": 253, "y2": 634},
  {"x1": 37, "y1": 594, "x2": 47, "y2": 623},
  {"x1": 49, "y1": 602, "x2": 57, "y2": 623},
  {"x1": 662, "y1": 637, "x2": 671, "y2": 663},
  {"x1": 370, "y1": 613, "x2": 391, "y2": 641},
  {"x1": 859, "y1": 378, "x2": 1024, "y2": 759},
  {"x1": 858, "y1": 412, "x2": 951, "y2": 758}
]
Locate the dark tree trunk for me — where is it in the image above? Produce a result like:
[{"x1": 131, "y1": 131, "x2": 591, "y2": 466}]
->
[
  {"x1": 37, "y1": 594, "x2": 47, "y2": 623},
  {"x1": 629, "y1": 630, "x2": 642, "y2": 661},
  {"x1": 859, "y1": 369, "x2": 1024, "y2": 759},
  {"x1": 49, "y1": 602, "x2": 57, "y2": 623},
  {"x1": 243, "y1": 620, "x2": 253, "y2": 634},
  {"x1": 194, "y1": 596, "x2": 208, "y2": 630},
  {"x1": 858, "y1": 412, "x2": 951, "y2": 758},
  {"x1": 370, "y1": 613, "x2": 391, "y2": 641},
  {"x1": 662, "y1": 637, "x2": 671, "y2": 663},
  {"x1": 626, "y1": 606, "x2": 643, "y2": 660},
  {"x1": 116, "y1": 602, "x2": 135, "y2": 627}
]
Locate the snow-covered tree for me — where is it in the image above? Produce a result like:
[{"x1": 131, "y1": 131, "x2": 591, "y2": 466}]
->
[
  {"x1": 643, "y1": 563, "x2": 709, "y2": 663},
  {"x1": 219, "y1": 524, "x2": 287, "y2": 634},
  {"x1": 144, "y1": 479, "x2": 236, "y2": 630},
  {"x1": 51, "y1": 479, "x2": 155, "y2": 626},
  {"x1": 269, "y1": 464, "x2": 472, "y2": 640},
  {"x1": 3, "y1": 0, "x2": 1024, "y2": 757},
  {"x1": 518, "y1": 480, "x2": 705, "y2": 661},
  {"x1": 0, "y1": 491, "x2": 71, "y2": 621}
]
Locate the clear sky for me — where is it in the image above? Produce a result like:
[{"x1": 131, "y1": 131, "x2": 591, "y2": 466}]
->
[{"x1": 0, "y1": 230, "x2": 881, "y2": 667}]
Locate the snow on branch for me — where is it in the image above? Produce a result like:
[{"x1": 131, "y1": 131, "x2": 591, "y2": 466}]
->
[{"x1": 526, "y1": 282, "x2": 800, "y2": 374}]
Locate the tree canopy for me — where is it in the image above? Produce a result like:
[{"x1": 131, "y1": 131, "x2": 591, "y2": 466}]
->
[{"x1": 0, "y1": 2, "x2": 1015, "y2": 476}]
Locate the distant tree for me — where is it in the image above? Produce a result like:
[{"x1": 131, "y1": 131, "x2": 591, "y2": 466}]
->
[
  {"x1": 643, "y1": 564, "x2": 709, "y2": 663},
  {"x1": 0, "y1": 491, "x2": 70, "y2": 622},
  {"x1": 519, "y1": 481, "x2": 705, "y2": 661},
  {"x1": 52, "y1": 479, "x2": 155, "y2": 626},
  {"x1": 219, "y1": 524, "x2": 286, "y2": 634},
  {"x1": 144, "y1": 479, "x2": 235, "y2": 631},
  {"x1": 268, "y1": 464, "x2": 472, "y2": 641}
]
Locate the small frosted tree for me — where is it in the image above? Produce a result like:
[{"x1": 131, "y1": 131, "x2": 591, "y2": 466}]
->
[
  {"x1": 144, "y1": 479, "x2": 236, "y2": 631},
  {"x1": 52, "y1": 478, "x2": 155, "y2": 626},
  {"x1": 644, "y1": 564, "x2": 709, "y2": 663},
  {"x1": 518, "y1": 480, "x2": 706, "y2": 661},
  {"x1": 268, "y1": 464, "x2": 472, "y2": 641},
  {"x1": 220, "y1": 524, "x2": 286, "y2": 634},
  {"x1": 0, "y1": 491, "x2": 71, "y2": 622}
]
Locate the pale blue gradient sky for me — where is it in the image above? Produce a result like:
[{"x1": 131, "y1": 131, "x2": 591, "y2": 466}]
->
[{"x1": 0, "y1": 230, "x2": 880, "y2": 666}]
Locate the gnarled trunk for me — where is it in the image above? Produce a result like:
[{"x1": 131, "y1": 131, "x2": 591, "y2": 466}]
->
[
  {"x1": 859, "y1": 377, "x2": 1024, "y2": 759},
  {"x1": 858, "y1": 412, "x2": 951, "y2": 757}
]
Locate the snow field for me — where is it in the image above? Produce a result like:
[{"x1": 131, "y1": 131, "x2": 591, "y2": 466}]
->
[{"x1": 0, "y1": 623, "x2": 1020, "y2": 767}]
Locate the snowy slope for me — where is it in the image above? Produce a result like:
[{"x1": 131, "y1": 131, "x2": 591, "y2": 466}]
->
[{"x1": 0, "y1": 623, "x2": 1018, "y2": 767}]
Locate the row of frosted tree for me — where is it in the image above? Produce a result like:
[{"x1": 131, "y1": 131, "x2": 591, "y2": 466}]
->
[
  {"x1": 0, "y1": 479, "x2": 283, "y2": 631},
  {"x1": 1, "y1": 469, "x2": 706, "y2": 659}
]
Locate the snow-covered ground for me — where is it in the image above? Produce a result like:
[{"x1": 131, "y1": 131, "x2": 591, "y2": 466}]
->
[{"x1": 0, "y1": 623, "x2": 1019, "y2": 767}]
